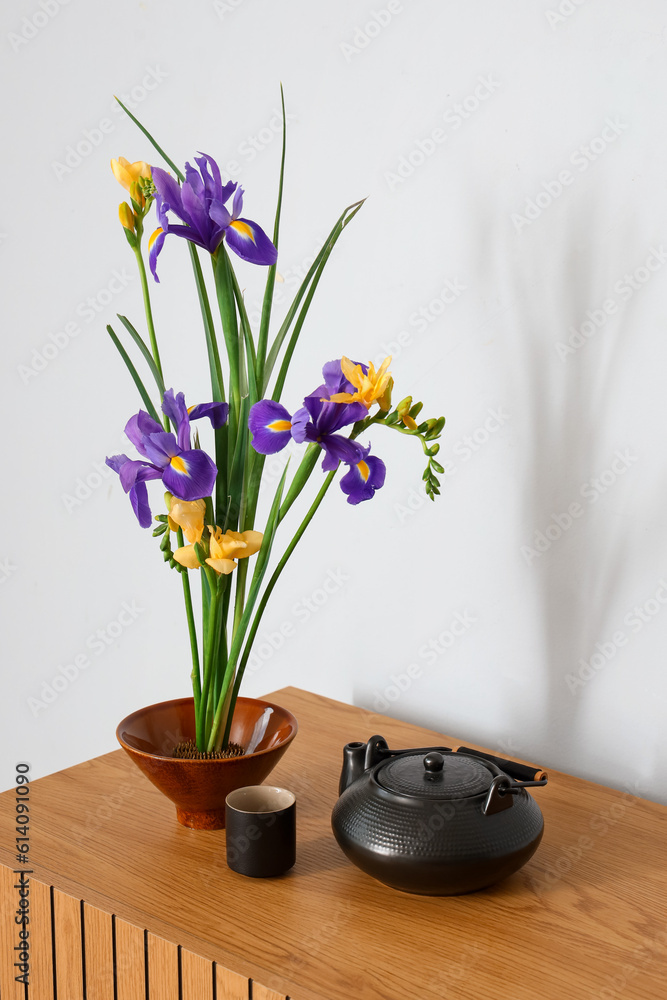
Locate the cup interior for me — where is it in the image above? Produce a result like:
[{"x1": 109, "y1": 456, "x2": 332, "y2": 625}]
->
[{"x1": 226, "y1": 785, "x2": 295, "y2": 814}]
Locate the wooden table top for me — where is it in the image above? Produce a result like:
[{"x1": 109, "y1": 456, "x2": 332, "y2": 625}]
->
[{"x1": 1, "y1": 686, "x2": 666, "y2": 1000}]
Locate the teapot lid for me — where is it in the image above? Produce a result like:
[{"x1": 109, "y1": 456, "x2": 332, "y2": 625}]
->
[{"x1": 376, "y1": 750, "x2": 493, "y2": 799}]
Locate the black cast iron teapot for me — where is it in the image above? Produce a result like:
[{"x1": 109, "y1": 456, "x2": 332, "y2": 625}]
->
[{"x1": 331, "y1": 735, "x2": 548, "y2": 895}]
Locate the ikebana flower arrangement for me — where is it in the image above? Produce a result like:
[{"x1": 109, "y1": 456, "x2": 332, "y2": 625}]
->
[{"x1": 107, "y1": 95, "x2": 445, "y2": 763}]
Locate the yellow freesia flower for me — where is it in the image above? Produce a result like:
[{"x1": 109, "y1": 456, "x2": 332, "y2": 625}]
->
[
  {"x1": 327, "y1": 356, "x2": 393, "y2": 410},
  {"x1": 111, "y1": 156, "x2": 152, "y2": 193},
  {"x1": 167, "y1": 497, "x2": 206, "y2": 544},
  {"x1": 206, "y1": 527, "x2": 263, "y2": 576},
  {"x1": 173, "y1": 526, "x2": 263, "y2": 576},
  {"x1": 118, "y1": 202, "x2": 135, "y2": 234},
  {"x1": 397, "y1": 396, "x2": 418, "y2": 430}
]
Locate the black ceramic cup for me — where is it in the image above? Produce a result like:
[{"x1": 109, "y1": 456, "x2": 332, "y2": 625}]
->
[{"x1": 225, "y1": 785, "x2": 296, "y2": 878}]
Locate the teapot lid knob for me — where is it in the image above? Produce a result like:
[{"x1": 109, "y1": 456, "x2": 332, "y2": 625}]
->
[{"x1": 423, "y1": 752, "x2": 445, "y2": 773}]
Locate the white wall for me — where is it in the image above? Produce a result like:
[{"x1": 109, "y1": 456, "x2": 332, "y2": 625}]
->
[{"x1": 2, "y1": 0, "x2": 666, "y2": 804}]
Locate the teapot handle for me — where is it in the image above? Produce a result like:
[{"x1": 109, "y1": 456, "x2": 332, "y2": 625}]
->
[{"x1": 453, "y1": 746, "x2": 548, "y2": 785}]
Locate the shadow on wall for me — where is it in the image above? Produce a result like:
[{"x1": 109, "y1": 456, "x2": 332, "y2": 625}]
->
[
  {"x1": 350, "y1": 184, "x2": 665, "y2": 802},
  {"x1": 510, "y1": 196, "x2": 635, "y2": 781}
]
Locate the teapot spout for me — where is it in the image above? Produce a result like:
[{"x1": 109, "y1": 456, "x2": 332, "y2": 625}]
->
[
  {"x1": 338, "y1": 735, "x2": 390, "y2": 795},
  {"x1": 339, "y1": 741, "x2": 368, "y2": 795}
]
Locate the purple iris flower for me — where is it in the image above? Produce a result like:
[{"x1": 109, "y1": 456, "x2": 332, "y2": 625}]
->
[
  {"x1": 290, "y1": 391, "x2": 367, "y2": 471},
  {"x1": 248, "y1": 371, "x2": 366, "y2": 471},
  {"x1": 106, "y1": 389, "x2": 226, "y2": 528},
  {"x1": 340, "y1": 444, "x2": 386, "y2": 505},
  {"x1": 248, "y1": 360, "x2": 386, "y2": 502},
  {"x1": 149, "y1": 154, "x2": 277, "y2": 281}
]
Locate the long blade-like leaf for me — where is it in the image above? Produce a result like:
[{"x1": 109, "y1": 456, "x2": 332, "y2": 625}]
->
[
  {"x1": 114, "y1": 98, "x2": 184, "y2": 180},
  {"x1": 117, "y1": 314, "x2": 165, "y2": 398},
  {"x1": 256, "y1": 84, "x2": 287, "y2": 388},
  {"x1": 263, "y1": 198, "x2": 365, "y2": 394},
  {"x1": 209, "y1": 463, "x2": 290, "y2": 751},
  {"x1": 106, "y1": 324, "x2": 160, "y2": 423}
]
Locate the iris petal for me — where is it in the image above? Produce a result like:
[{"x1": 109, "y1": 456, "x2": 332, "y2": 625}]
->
[
  {"x1": 248, "y1": 400, "x2": 293, "y2": 454},
  {"x1": 225, "y1": 219, "x2": 278, "y2": 266},
  {"x1": 188, "y1": 401, "x2": 229, "y2": 429},
  {"x1": 129, "y1": 481, "x2": 153, "y2": 527},
  {"x1": 161, "y1": 448, "x2": 217, "y2": 500},
  {"x1": 152, "y1": 167, "x2": 189, "y2": 226},
  {"x1": 340, "y1": 451, "x2": 386, "y2": 505},
  {"x1": 319, "y1": 435, "x2": 364, "y2": 472},
  {"x1": 124, "y1": 411, "x2": 163, "y2": 457}
]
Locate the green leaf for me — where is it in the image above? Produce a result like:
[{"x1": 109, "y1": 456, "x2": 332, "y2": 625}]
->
[
  {"x1": 106, "y1": 324, "x2": 160, "y2": 423},
  {"x1": 114, "y1": 98, "x2": 184, "y2": 181},
  {"x1": 116, "y1": 314, "x2": 165, "y2": 398},
  {"x1": 208, "y1": 463, "x2": 290, "y2": 751},
  {"x1": 263, "y1": 198, "x2": 365, "y2": 396},
  {"x1": 256, "y1": 84, "x2": 287, "y2": 389}
]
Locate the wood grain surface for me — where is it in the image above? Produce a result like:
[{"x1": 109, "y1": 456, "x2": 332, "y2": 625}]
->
[
  {"x1": 83, "y1": 903, "x2": 114, "y2": 1000},
  {"x1": 216, "y1": 962, "x2": 250, "y2": 999},
  {"x1": 181, "y1": 946, "x2": 213, "y2": 999},
  {"x1": 114, "y1": 916, "x2": 145, "y2": 1000},
  {"x1": 29, "y1": 877, "x2": 54, "y2": 998},
  {"x1": 53, "y1": 888, "x2": 83, "y2": 997},
  {"x1": 0, "y1": 686, "x2": 666, "y2": 1000},
  {"x1": 146, "y1": 932, "x2": 180, "y2": 1000}
]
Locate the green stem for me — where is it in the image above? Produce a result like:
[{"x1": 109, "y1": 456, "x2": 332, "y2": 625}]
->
[
  {"x1": 224, "y1": 469, "x2": 337, "y2": 748},
  {"x1": 177, "y1": 528, "x2": 200, "y2": 717},
  {"x1": 134, "y1": 247, "x2": 163, "y2": 379},
  {"x1": 197, "y1": 576, "x2": 222, "y2": 750}
]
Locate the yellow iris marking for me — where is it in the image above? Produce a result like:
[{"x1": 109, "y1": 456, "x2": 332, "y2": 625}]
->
[
  {"x1": 170, "y1": 455, "x2": 188, "y2": 474},
  {"x1": 357, "y1": 460, "x2": 370, "y2": 482},
  {"x1": 148, "y1": 227, "x2": 163, "y2": 251},
  {"x1": 268, "y1": 419, "x2": 292, "y2": 432},
  {"x1": 230, "y1": 220, "x2": 256, "y2": 243}
]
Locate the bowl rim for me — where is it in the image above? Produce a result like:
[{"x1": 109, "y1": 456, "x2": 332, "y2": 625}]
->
[{"x1": 116, "y1": 695, "x2": 298, "y2": 763}]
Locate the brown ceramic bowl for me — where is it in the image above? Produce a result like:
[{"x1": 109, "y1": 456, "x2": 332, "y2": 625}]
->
[{"x1": 116, "y1": 696, "x2": 298, "y2": 829}]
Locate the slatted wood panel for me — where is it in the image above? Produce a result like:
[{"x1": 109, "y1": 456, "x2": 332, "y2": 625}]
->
[
  {"x1": 146, "y1": 932, "x2": 180, "y2": 1000},
  {"x1": 115, "y1": 916, "x2": 145, "y2": 1000},
  {"x1": 216, "y1": 963, "x2": 251, "y2": 999},
  {"x1": 29, "y1": 879, "x2": 54, "y2": 1000},
  {"x1": 84, "y1": 903, "x2": 114, "y2": 1000},
  {"x1": 52, "y1": 888, "x2": 83, "y2": 997},
  {"x1": 0, "y1": 863, "x2": 26, "y2": 999},
  {"x1": 253, "y1": 982, "x2": 289, "y2": 1000},
  {"x1": 181, "y1": 947, "x2": 213, "y2": 999}
]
